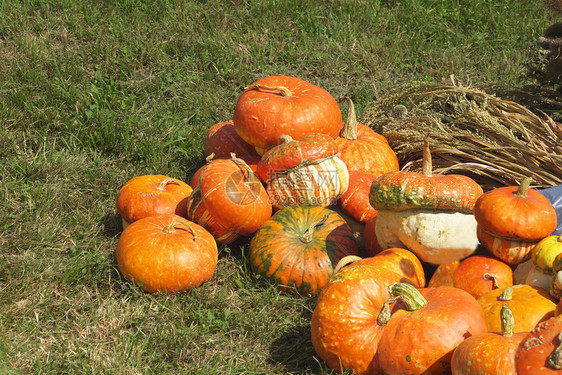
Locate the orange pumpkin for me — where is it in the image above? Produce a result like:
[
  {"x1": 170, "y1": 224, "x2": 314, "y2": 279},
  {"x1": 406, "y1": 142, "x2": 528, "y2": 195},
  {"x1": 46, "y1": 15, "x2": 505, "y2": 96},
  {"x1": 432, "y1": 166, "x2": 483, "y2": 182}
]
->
[
  {"x1": 474, "y1": 177, "x2": 557, "y2": 264},
  {"x1": 451, "y1": 304, "x2": 527, "y2": 374},
  {"x1": 203, "y1": 121, "x2": 260, "y2": 159},
  {"x1": 187, "y1": 156, "x2": 272, "y2": 244},
  {"x1": 477, "y1": 284, "x2": 556, "y2": 333},
  {"x1": 335, "y1": 96, "x2": 399, "y2": 176},
  {"x1": 515, "y1": 314, "x2": 562, "y2": 374},
  {"x1": 249, "y1": 206, "x2": 358, "y2": 296},
  {"x1": 427, "y1": 260, "x2": 460, "y2": 288},
  {"x1": 115, "y1": 214, "x2": 218, "y2": 293},
  {"x1": 362, "y1": 214, "x2": 383, "y2": 257},
  {"x1": 337, "y1": 170, "x2": 378, "y2": 223},
  {"x1": 116, "y1": 175, "x2": 193, "y2": 229},
  {"x1": 310, "y1": 249, "x2": 425, "y2": 374},
  {"x1": 189, "y1": 154, "x2": 260, "y2": 189},
  {"x1": 233, "y1": 76, "x2": 342, "y2": 152},
  {"x1": 452, "y1": 255, "x2": 514, "y2": 299},
  {"x1": 374, "y1": 283, "x2": 488, "y2": 375}
]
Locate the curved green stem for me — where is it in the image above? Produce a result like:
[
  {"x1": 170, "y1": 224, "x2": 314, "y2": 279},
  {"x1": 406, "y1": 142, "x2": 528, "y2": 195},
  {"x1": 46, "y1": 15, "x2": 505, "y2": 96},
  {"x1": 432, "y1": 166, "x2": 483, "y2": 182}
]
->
[{"x1": 377, "y1": 282, "x2": 427, "y2": 326}]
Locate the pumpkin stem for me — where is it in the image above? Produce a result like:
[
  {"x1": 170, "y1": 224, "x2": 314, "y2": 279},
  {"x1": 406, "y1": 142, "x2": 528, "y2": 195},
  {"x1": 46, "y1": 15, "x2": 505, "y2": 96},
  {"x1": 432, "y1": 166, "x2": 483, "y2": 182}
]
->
[
  {"x1": 514, "y1": 177, "x2": 532, "y2": 199},
  {"x1": 338, "y1": 96, "x2": 358, "y2": 140},
  {"x1": 206, "y1": 153, "x2": 215, "y2": 163},
  {"x1": 483, "y1": 273, "x2": 500, "y2": 289},
  {"x1": 156, "y1": 177, "x2": 180, "y2": 191},
  {"x1": 377, "y1": 282, "x2": 428, "y2": 326},
  {"x1": 548, "y1": 332, "x2": 562, "y2": 370},
  {"x1": 498, "y1": 286, "x2": 513, "y2": 301},
  {"x1": 299, "y1": 214, "x2": 329, "y2": 243},
  {"x1": 162, "y1": 221, "x2": 197, "y2": 241},
  {"x1": 332, "y1": 255, "x2": 363, "y2": 275},
  {"x1": 246, "y1": 83, "x2": 292, "y2": 98},
  {"x1": 422, "y1": 134, "x2": 432, "y2": 176},
  {"x1": 230, "y1": 153, "x2": 254, "y2": 182},
  {"x1": 278, "y1": 135, "x2": 294, "y2": 144},
  {"x1": 500, "y1": 303, "x2": 514, "y2": 338}
]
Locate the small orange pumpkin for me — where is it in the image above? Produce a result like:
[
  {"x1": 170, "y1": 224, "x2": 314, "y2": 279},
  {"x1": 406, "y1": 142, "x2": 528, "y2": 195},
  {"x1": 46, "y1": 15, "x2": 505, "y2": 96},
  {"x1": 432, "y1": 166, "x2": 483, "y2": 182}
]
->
[
  {"x1": 187, "y1": 156, "x2": 272, "y2": 244},
  {"x1": 451, "y1": 303, "x2": 527, "y2": 374},
  {"x1": 203, "y1": 121, "x2": 260, "y2": 159},
  {"x1": 477, "y1": 284, "x2": 556, "y2": 333},
  {"x1": 453, "y1": 255, "x2": 514, "y2": 299},
  {"x1": 115, "y1": 214, "x2": 218, "y2": 293},
  {"x1": 116, "y1": 175, "x2": 193, "y2": 229},
  {"x1": 474, "y1": 177, "x2": 557, "y2": 264}
]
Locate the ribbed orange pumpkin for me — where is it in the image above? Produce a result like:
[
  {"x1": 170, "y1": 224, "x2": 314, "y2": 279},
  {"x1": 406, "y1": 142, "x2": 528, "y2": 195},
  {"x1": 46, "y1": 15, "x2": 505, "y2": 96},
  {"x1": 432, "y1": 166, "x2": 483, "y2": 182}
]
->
[
  {"x1": 187, "y1": 156, "x2": 272, "y2": 244},
  {"x1": 475, "y1": 177, "x2": 557, "y2": 264},
  {"x1": 116, "y1": 175, "x2": 193, "y2": 229},
  {"x1": 115, "y1": 214, "x2": 218, "y2": 293},
  {"x1": 203, "y1": 121, "x2": 260, "y2": 159},
  {"x1": 374, "y1": 283, "x2": 488, "y2": 375},
  {"x1": 233, "y1": 76, "x2": 342, "y2": 152},
  {"x1": 477, "y1": 284, "x2": 556, "y2": 333},
  {"x1": 249, "y1": 205, "x2": 358, "y2": 296},
  {"x1": 335, "y1": 97, "x2": 399, "y2": 176},
  {"x1": 310, "y1": 249, "x2": 425, "y2": 374},
  {"x1": 257, "y1": 133, "x2": 349, "y2": 209}
]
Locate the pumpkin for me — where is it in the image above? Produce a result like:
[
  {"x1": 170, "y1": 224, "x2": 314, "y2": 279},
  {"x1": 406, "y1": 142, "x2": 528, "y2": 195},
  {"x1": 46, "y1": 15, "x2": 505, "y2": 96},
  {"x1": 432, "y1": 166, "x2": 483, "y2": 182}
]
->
[
  {"x1": 477, "y1": 284, "x2": 556, "y2": 333},
  {"x1": 189, "y1": 154, "x2": 260, "y2": 189},
  {"x1": 233, "y1": 76, "x2": 342, "y2": 152},
  {"x1": 257, "y1": 133, "x2": 349, "y2": 209},
  {"x1": 452, "y1": 255, "x2": 514, "y2": 299},
  {"x1": 249, "y1": 206, "x2": 358, "y2": 296},
  {"x1": 310, "y1": 249, "x2": 425, "y2": 374},
  {"x1": 373, "y1": 283, "x2": 488, "y2": 375},
  {"x1": 116, "y1": 174, "x2": 193, "y2": 229},
  {"x1": 474, "y1": 176, "x2": 557, "y2": 264},
  {"x1": 369, "y1": 135, "x2": 483, "y2": 264},
  {"x1": 187, "y1": 156, "x2": 272, "y2": 244},
  {"x1": 451, "y1": 303, "x2": 527, "y2": 375},
  {"x1": 427, "y1": 260, "x2": 460, "y2": 288},
  {"x1": 362, "y1": 214, "x2": 383, "y2": 257},
  {"x1": 337, "y1": 170, "x2": 378, "y2": 223},
  {"x1": 115, "y1": 214, "x2": 218, "y2": 293},
  {"x1": 515, "y1": 314, "x2": 562, "y2": 374},
  {"x1": 335, "y1": 96, "x2": 399, "y2": 176},
  {"x1": 527, "y1": 235, "x2": 562, "y2": 292},
  {"x1": 330, "y1": 205, "x2": 366, "y2": 251},
  {"x1": 203, "y1": 121, "x2": 260, "y2": 159}
]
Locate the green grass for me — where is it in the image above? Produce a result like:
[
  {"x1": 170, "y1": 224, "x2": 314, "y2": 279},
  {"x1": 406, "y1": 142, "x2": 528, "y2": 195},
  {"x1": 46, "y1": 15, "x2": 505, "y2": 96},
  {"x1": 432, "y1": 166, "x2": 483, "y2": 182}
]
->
[{"x1": 0, "y1": 0, "x2": 557, "y2": 373}]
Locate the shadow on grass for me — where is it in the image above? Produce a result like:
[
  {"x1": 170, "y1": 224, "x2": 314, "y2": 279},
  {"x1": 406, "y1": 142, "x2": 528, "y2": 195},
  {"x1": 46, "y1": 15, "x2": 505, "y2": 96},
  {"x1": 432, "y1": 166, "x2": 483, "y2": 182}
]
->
[
  {"x1": 100, "y1": 211, "x2": 123, "y2": 238},
  {"x1": 267, "y1": 297, "x2": 340, "y2": 375}
]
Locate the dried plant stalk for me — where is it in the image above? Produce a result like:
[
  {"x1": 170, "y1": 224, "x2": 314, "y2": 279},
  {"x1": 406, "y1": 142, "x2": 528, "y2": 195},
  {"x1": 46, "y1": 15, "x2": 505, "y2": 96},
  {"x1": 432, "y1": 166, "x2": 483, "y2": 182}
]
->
[{"x1": 361, "y1": 79, "x2": 562, "y2": 191}]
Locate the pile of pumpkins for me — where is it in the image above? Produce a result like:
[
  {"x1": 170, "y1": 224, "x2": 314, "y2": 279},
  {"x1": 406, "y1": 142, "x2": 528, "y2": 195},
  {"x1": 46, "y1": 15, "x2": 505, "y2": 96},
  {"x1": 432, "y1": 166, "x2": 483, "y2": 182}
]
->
[{"x1": 113, "y1": 75, "x2": 562, "y2": 374}]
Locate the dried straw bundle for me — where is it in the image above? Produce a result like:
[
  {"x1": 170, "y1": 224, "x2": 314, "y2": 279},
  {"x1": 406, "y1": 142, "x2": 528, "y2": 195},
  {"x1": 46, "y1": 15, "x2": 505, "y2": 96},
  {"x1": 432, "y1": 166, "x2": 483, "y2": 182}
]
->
[{"x1": 362, "y1": 78, "x2": 562, "y2": 191}]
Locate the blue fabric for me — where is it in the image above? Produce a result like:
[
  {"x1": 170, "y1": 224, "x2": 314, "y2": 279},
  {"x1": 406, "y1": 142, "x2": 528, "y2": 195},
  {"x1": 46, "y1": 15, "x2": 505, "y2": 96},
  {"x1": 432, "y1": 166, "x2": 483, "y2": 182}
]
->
[{"x1": 539, "y1": 184, "x2": 562, "y2": 235}]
